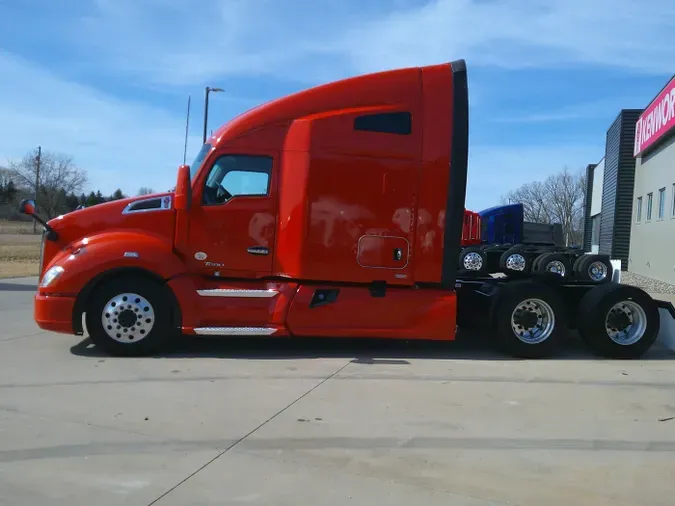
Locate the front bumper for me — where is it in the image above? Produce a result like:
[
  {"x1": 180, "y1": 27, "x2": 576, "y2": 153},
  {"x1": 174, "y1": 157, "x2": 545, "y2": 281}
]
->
[{"x1": 35, "y1": 293, "x2": 76, "y2": 334}]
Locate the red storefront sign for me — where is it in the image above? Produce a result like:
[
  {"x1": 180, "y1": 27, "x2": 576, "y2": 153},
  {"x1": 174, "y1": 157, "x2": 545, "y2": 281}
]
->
[{"x1": 634, "y1": 75, "x2": 675, "y2": 157}]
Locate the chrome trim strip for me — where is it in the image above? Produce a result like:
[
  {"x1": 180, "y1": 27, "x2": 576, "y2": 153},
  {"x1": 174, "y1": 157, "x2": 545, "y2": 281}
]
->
[
  {"x1": 196, "y1": 289, "x2": 278, "y2": 298},
  {"x1": 121, "y1": 195, "x2": 172, "y2": 215},
  {"x1": 247, "y1": 246, "x2": 269, "y2": 256},
  {"x1": 194, "y1": 327, "x2": 278, "y2": 336}
]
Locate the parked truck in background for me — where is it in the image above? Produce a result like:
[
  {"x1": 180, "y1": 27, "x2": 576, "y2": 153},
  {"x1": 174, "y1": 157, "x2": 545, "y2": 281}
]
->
[
  {"x1": 458, "y1": 202, "x2": 597, "y2": 280},
  {"x1": 20, "y1": 59, "x2": 674, "y2": 359}
]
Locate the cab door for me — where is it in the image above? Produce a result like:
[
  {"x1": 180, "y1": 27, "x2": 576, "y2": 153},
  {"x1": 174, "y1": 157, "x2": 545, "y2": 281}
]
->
[{"x1": 187, "y1": 151, "x2": 277, "y2": 278}]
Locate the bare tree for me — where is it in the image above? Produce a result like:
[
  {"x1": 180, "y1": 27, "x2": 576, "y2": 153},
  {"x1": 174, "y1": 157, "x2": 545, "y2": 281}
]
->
[
  {"x1": 8, "y1": 149, "x2": 87, "y2": 219},
  {"x1": 137, "y1": 187, "x2": 155, "y2": 196},
  {"x1": 501, "y1": 167, "x2": 586, "y2": 246},
  {"x1": 500, "y1": 180, "x2": 554, "y2": 224}
]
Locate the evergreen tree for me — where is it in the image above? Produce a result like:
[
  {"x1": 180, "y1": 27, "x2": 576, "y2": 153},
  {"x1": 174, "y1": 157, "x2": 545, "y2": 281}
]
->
[
  {"x1": 65, "y1": 192, "x2": 80, "y2": 211},
  {"x1": 110, "y1": 188, "x2": 126, "y2": 200},
  {"x1": 85, "y1": 191, "x2": 98, "y2": 207}
]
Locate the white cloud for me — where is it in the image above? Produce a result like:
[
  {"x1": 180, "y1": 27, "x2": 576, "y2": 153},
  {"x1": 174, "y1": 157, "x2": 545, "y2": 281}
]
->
[
  {"x1": 56, "y1": 0, "x2": 675, "y2": 88},
  {"x1": 331, "y1": 0, "x2": 675, "y2": 77}
]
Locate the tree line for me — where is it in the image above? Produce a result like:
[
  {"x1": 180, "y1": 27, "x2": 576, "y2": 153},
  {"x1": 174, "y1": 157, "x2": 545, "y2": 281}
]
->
[
  {"x1": 0, "y1": 148, "x2": 154, "y2": 221},
  {"x1": 500, "y1": 167, "x2": 586, "y2": 247}
]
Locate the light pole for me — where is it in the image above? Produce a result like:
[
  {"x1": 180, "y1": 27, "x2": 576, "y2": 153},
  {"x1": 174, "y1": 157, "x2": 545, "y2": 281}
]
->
[
  {"x1": 183, "y1": 94, "x2": 191, "y2": 165},
  {"x1": 203, "y1": 86, "x2": 224, "y2": 143},
  {"x1": 33, "y1": 146, "x2": 41, "y2": 234}
]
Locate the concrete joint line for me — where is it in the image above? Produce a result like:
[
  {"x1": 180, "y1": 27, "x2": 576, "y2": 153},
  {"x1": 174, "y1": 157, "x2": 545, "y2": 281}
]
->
[{"x1": 146, "y1": 360, "x2": 352, "y2": 506}]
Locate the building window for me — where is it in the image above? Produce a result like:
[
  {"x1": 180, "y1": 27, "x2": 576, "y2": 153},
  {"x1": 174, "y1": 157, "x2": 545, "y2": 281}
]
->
[
  {"x1": 354, "y1": 112, "x2": 412, "y2": 135},
  {"x1": 672, "y1": 183, "x2": 675, "y2": 218},
  {"x1": 658, "y1": 187, "x2": 666, "y2": 219},
  {"x1": 636, "y1": 196, "x2": 642, "y2": 222},
  {"x1": 647, "y1": 192, "x2": 653, "y2": 221}
]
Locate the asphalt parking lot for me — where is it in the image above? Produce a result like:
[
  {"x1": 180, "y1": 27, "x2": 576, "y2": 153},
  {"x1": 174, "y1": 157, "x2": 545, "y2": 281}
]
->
[{"x1": 1, "y1": 276, "x2": 675, "y2": 506}]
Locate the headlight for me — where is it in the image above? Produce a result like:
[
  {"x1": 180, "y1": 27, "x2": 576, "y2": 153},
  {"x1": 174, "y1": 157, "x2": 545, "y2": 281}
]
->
[{"x1": 40, "y1": 266, "x2": 64, "y2": 287}]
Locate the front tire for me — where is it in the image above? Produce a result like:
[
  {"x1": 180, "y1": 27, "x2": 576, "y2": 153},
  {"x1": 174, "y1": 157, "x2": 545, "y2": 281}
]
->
[{"x1": 86, "y1": 276, "x2": 174, "y2": 356}]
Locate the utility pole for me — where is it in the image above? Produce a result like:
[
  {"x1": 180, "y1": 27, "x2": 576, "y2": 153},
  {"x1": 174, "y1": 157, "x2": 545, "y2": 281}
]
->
[
  {"x1": 33, "y1": 146, "x2": 41, "y2": 234},
  {"x1": 203, "y1": 86, "x2": 224, "y2": 144},
  {"x1": 183, "y1": 94, "x2": 191, "y2": 165}
]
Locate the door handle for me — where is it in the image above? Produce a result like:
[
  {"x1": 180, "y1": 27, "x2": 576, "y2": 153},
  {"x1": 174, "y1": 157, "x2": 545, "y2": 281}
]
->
[
  {"x1": 393, "y1": 248, "x2": 403, "y2": 261},
  {"x1": 247, "y1": 246, "x2": 269, "y2": 256}
]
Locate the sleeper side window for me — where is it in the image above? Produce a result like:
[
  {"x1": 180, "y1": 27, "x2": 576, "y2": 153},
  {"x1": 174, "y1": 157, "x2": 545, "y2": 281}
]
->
[
  {"x1": 353, "y1": 112, "x2": 412, "y2": 135},
  {"x1": 202, "y1": 155, "x2": 272, "y2": 205}
]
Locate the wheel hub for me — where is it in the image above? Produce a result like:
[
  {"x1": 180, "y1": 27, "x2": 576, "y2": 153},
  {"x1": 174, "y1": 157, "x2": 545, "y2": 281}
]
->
[
  {"x1": 606, "y1": 309, "x2": 631, "y2": 332},
  {"x1": 506, "y1": 254, "x2": 526, "y2": 271},
  {"x1": 546, "y1": 260, "x2": 566, "y2": 276},
  {"x1": 605, "y1": 301, "x2": 647, "y2": 345},
  {"x1": 118, "y1": 309, "x2": 137, "y2": 328},
  {"x1": 589, "y1": 261, "x2": 608, "y2": 281},
  {"x1": 510, "y1": 298, "x2": 555, "y2": 344},
  {"x1": 463, "y1": 252, "x2": 483, "y2": 271},
  {"x1": 512, "y1": 308, "x2": 538, "y2": 329},
  {"x1": 101, "y1": 292, "x2": 155, "y2": 343}
]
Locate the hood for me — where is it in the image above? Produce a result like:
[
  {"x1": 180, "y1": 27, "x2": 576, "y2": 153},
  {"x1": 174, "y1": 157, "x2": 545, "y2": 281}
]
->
[{"x1": 46, "y1": 192, "x2": 176, "y2": 249}]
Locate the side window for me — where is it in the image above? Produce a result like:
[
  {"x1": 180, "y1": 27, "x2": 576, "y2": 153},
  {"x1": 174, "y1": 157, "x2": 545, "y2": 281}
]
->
[
  {"x1": 203, "y1": 155, "x2": 272, "y2": 205},
  {"x1": 353, "y1": 112, "x2": 411, "y2": 135}
]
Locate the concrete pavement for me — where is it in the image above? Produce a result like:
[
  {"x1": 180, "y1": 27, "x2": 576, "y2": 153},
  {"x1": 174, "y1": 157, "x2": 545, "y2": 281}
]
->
[{"x1": 1, "y1": 277, "x2": 675, "y2": 505}]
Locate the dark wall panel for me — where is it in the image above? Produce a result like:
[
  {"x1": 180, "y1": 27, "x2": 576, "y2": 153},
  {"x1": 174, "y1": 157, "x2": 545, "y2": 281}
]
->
[
  {"x1": 583, "y1": 163, "x2": 596, "y2": 251},
  {"x1": 599, "y1": 109, "x2": 642, "y2": 270},
  {"x1": 599, "y1": 115, "x2": 621, "y2": 257}
]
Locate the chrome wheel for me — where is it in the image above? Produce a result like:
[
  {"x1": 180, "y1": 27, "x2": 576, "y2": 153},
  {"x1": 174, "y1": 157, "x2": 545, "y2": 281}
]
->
[
  {"x1": 101, "y1": 292, "x2": 155, "y2": 343},
  {"x1": 588, "y1": 261, "x2": 608, "y2": 281},
  {"x1": 510, "y1": 298, "x2": 556, "y2": 344},
  {"x1": 506, "y1": 253, "x2": 526, "y2": 272},
  {"x1": 545, "y1": 260, "x2": 566, "y2": 276},
  {"x1": 605, "y1": 301, "x2": 647, "y2": 346},
  {"x1": 463, "y1": 252, "x2": 483, "y2": 271}
]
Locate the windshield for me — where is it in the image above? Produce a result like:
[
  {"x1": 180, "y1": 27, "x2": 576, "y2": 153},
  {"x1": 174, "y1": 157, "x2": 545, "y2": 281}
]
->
[{"x1": 189, "y1": 143, "x2": 213, "y2": 182}]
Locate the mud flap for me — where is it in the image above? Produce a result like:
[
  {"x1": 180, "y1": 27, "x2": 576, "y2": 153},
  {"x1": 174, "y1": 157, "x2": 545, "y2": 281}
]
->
[
  {"x1": 655, "y1": 300, "x2": 675, "y2": 351},
  {"x1": 610, "y1": 260, "x2": 621, "y2": 283}
]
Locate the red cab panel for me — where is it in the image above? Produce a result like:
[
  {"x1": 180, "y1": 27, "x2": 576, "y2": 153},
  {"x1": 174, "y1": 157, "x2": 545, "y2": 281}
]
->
[
  {"x1": 167, "y1": 277, "x2": 297, "y2": 334},
  {"x1": 186, "y1": 150, "x2": 279, "y2": 279},
  {"x1": 413, "y1": 64, "x2": 454, "y2": 283},
  {"x1": 287, "y1": 285, "x2": 457, "y2": 340}
]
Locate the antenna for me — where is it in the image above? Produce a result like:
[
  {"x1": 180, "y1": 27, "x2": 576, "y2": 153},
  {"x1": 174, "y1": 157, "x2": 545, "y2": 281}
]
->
[{"x1": 183, "y1": 94, "x2": 191, "y2": 165}]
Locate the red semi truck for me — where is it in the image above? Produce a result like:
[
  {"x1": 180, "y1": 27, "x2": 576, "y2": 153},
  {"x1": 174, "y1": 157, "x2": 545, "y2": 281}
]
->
[{"x1": 20, "y1": 59, "x2": 674, "y2": 359}]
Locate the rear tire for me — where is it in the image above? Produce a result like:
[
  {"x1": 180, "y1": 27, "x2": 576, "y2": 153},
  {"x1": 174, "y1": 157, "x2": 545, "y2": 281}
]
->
[
  {"x1": 86, "y1": 276, "x2": 174, "y2": 356},
  {"x1": 574, "y1": 254, "x2": 613, "y2": 283},
  {"x1": 577, "y1": 283, "x2": 660, "y2": 359},
  {"x1": 499, "y1": 247, "x2": 533, "y2": 275},
  {"x1": 534, "y1": 252, "x2": 572, "y2": 278},
  {"x1": 491, "y1": 280, "x2": 566, "y2": 358},
  {"x1": 458, "y1": 246, "x2": 489, "y2": 276}
]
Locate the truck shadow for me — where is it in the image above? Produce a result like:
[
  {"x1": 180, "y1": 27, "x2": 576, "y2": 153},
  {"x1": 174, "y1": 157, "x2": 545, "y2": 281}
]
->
[
  {"x1": 0, "y1": 282, "x2": 38, "y2": 292},
  {"x1": 70, "y1": 331, "x2": 674, "y2": 361}
]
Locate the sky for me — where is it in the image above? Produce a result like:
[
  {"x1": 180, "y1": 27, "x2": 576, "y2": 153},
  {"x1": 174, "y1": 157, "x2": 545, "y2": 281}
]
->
[{"x1": 0, "y1": 0, "x2": 674, "y2": 211}]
